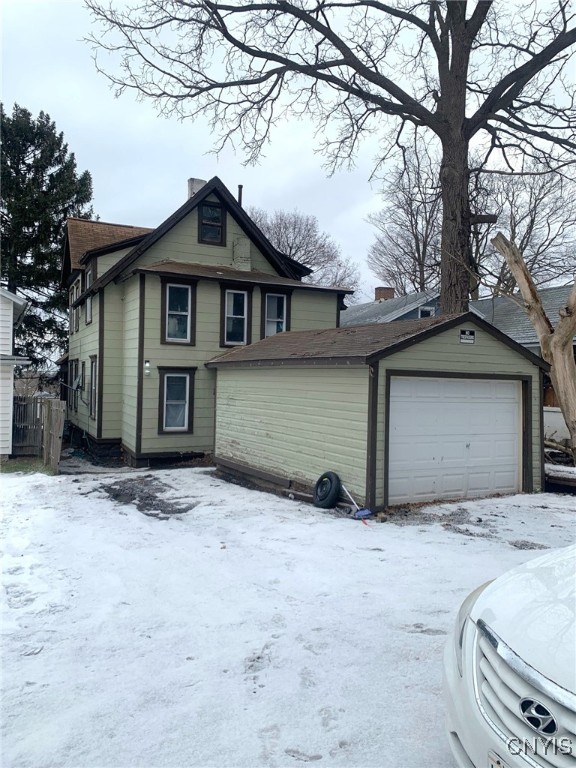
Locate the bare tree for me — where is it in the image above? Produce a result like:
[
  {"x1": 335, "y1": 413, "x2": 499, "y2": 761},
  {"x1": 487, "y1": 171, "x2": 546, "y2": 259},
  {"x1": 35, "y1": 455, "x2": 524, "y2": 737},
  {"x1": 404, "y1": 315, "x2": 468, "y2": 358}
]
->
[
  {"x1": 249, "y1": 207, "x2": 361, "y2": 296},
  {"x1": 492, "y1": 233, "x2": 576, "y2": 463},
  {"x1": 367, "y1": 146, "x2": 441, "y2": 295},
  {"x1": 369, "y1": 153, "x2": 576, "y2": 298},
  {"x1": 478, "y1": 171, "x2": 576, "y2": 295},
  {"x1": 86, "y1": 1, "x2": 576, "y2": 313}
]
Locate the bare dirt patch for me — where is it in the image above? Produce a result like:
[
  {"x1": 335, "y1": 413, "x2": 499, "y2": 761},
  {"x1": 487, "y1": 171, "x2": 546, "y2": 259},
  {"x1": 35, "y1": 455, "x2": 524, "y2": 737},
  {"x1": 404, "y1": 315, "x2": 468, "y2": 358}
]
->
[{"x1": 96, "y1": 475, "x2": 198, "y2": 518}]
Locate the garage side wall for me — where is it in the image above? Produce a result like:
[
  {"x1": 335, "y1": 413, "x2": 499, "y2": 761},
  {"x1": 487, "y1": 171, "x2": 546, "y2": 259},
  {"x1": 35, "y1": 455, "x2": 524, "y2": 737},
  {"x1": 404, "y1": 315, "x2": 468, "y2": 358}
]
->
[
  {"x1": 376, "y1": 325, "x2": 543, "y2": 506},
  {"x1": 214, "y1": 366, "x2": 370, "y2": 502}
]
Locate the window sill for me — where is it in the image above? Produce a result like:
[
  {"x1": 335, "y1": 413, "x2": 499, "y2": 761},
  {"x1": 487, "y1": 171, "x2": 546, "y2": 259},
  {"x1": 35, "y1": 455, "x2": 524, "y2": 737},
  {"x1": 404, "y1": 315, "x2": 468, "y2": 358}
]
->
[
  {"x1": 161, "y1": 338, "x2": 196, "y2": 346},
  {"x1": 157, "y1": 428, "x2": 195, "y2": 435}
]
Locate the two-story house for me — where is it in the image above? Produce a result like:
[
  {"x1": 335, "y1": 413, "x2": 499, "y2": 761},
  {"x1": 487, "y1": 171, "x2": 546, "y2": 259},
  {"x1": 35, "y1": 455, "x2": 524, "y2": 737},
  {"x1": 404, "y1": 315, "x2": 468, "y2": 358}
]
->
[{"x1": 62, "y1": 177, "x2": 350, "y2": 466}]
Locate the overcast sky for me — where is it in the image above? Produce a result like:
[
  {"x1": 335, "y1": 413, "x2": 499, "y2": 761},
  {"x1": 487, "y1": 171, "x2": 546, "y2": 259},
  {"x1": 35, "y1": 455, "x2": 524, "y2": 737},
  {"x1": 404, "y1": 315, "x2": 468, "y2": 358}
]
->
[{"x1": 2, "y1": 0, "x2": 392, "y2": 301}]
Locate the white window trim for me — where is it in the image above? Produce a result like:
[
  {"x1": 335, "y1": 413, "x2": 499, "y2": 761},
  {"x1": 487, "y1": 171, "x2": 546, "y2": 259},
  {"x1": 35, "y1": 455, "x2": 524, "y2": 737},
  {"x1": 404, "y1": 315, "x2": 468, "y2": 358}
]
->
[
  {"x1": 85, "y1": 267, "x2": 93, "y2": 324},
  {"x1": 166, "y1": 283, "x2": 192, "y2": 343},
  {"x1": 418, "y1": 305, "x2": 436, "y2": 318},
  {"x1": 69, "y1": 287, "x2": 75, "y2": 334},
  {"x1": 73, "y1": 278, "x2": 81, "y2": 332},
  {"x1": 225, "y1": 289, "x2": 248, "y2": 345},
  {"x1": 163, "y1": 373, "x2": 190, "y2": 432},
  {"x1": 264, "y1": 293, "x2": 287, "y2": 337}
]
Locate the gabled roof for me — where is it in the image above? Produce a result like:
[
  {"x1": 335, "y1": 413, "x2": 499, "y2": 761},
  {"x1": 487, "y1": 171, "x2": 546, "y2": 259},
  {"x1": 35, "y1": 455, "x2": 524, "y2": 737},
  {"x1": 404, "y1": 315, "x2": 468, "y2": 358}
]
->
[
  {"x1": 340, "y1": 283, "x2": 575, "y2": 348},
  {"x1": 470, "y1": 284, "x2": 575, "y2": 346},
  {"x1": 0, "y1": 287, "x2": 28, "y2": 324},
  {"x1": 206, "y1": 313, "x2": 548, "y2": 369},
  {"x1": 66, "y1": 219, "x2": 154, "y2": 272},
  {"x1": 340, "y1": 290, "x2": 440, "y2": 326},
  {"x1": 94, "y1": 177, "x2": 312, "y2": 290}
]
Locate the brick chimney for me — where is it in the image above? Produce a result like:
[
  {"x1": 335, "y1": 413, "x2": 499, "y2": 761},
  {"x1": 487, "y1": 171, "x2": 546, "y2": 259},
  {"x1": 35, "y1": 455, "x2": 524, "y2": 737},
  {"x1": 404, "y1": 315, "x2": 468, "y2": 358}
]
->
[
  {"x1": 375, "y1": 286, "x2": 395, "y2": 301},
  {"x1": 188, "y1": 178, "x2": 207, "y2": 199}
]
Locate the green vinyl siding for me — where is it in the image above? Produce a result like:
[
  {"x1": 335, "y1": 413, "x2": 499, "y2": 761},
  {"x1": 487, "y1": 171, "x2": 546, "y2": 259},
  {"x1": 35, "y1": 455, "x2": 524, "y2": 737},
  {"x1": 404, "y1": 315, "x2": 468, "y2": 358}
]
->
[
  {"x1": 375, "y1": 322, "x2": 543, "y2": 506},
  {"x1": 374, "y1": 363, "x2": 386, "y2": 507},
  {"x1": 67, "y1": 292, "x2": 100, "y2": 436},
  {"x1": 290, "y1": 291, "x2": 338, "y2": 331},
  {"x1": 136, "y1": 276, "x2": 341, "y2": 456},
  {"x1": 139, "y1": 276, "x2": 219, "y2": 453},
  {"x1": 96, "y1": 247, "x2": 133, "y2": 278},
  {"x1": 121, "y1": 278, "x2": 140, "y2": 452},
  {"x1": 215, "y1": 366, "x2": 369, "y2": 501},
  {"x1": 136, "y1": 201, "x2": 278, "y2": 275},
  {"x1": 101, "y1": 283, "x2": 123, "y2": 438}
]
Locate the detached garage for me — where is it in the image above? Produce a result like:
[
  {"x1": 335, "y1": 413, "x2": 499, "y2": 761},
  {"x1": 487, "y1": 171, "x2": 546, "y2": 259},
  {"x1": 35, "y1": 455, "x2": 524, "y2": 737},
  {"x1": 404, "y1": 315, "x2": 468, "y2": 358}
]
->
[{"x1": 207, "y1": 313, "x2": 547, "y2": 509}]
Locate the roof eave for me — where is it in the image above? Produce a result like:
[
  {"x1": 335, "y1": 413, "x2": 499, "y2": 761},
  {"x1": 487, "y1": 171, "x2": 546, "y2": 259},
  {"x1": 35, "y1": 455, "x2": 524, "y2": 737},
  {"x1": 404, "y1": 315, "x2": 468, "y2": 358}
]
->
[
  {"x1": 99, "y1": 176, "x2": 301, "y2": 289},
  {"x1": 365, "y1": 312, "x2": 550, "y2": 370},
  {"x1": 206, "y1": 355, "x2": 366, "y2": 369},
  {"x1": 123, "y1": 265, "x2": 354, "y2": 294},
  {"x1": 79, "y1": 233, "x2": 151, "y2": 264}
]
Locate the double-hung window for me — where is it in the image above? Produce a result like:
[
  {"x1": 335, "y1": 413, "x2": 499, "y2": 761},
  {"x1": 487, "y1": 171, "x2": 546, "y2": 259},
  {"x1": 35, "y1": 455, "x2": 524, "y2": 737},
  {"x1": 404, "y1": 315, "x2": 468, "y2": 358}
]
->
[
  {"x1": 72, "y1": 360, "x2": 79, "y2": 411},
  {"x1": 162, "y1": 281, "x2": 196, "y2": 344},
  {"x1": 69, "y1": 287, "x2": 75, "y2": 334},
  {"x1": 158, "y1": 368, "x2": 196, "y2": 434},
  {"x1": 198, "y1": 202, "x2": 225, "y2": 245},
  {"x1": 85, "y1": 266, "x2": 93, "y2": 324},
  {"x1": 89, "y1": 356, "x2": 97, "y2": 420},
  {"x1": 264, "y1": 294, "x2": 287, "y2": 337},
  {"x1": 224, "y1": 289, "x2": 248, "y2": 345},
  {"x1": 73, "y1": 278, "x2": 81, "y2": 332}
]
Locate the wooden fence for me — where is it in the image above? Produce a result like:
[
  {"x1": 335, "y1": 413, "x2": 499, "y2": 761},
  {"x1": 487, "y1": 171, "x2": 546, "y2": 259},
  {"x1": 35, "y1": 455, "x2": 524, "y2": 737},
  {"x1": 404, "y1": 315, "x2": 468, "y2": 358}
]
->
[
  {"x1": 12, "y1": 396, "x2": 42, "y2": 456},
  {"x1": 12, "y1": 397, "x2": 66, "y2": 473}
]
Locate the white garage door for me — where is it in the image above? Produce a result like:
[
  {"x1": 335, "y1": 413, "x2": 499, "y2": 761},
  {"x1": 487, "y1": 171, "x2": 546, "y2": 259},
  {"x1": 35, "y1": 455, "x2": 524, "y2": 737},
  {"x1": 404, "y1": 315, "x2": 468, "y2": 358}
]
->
[{"x1": 388, "y1": 376, "x2": 521, "y2": 504}]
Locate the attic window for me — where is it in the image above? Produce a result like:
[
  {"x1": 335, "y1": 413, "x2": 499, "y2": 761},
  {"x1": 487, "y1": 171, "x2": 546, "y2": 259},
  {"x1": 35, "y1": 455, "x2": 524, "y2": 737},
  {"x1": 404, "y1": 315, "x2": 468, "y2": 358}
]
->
[
  {"x1": 419, "y1": 306, "x2": 435, "y2": 319},
  {"x1": 199, "y1": 202, "x2": 225, "y2": 245}
]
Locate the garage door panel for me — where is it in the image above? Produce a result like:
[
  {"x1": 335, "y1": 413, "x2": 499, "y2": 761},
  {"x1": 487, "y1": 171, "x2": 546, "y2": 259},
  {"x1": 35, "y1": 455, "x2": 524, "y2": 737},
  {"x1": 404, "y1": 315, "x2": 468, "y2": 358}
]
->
[{"x1": 388, "y1": 376, "x2": 521, "y2": 504}]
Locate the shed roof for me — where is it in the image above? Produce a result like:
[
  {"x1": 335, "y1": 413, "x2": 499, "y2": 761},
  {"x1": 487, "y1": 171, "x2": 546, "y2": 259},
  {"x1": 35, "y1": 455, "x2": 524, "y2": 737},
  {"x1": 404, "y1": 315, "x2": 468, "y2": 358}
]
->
[{"x1": 207, "y1": 312, "x2": 547, "y2": 369}]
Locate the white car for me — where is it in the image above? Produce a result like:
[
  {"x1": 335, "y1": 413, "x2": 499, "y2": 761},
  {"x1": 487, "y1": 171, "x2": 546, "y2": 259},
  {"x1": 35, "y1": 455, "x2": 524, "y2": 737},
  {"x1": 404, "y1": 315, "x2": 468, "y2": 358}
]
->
[{"x1": 444, "y1": 544, "x2": 576, "y2": 768}]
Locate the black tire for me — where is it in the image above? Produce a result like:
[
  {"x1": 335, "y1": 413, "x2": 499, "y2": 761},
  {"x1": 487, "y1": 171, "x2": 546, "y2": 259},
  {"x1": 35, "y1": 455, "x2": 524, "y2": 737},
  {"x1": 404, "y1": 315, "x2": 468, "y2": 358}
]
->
[{"x1": 313, "y1": 471, "x2": 342, "y2": 509}]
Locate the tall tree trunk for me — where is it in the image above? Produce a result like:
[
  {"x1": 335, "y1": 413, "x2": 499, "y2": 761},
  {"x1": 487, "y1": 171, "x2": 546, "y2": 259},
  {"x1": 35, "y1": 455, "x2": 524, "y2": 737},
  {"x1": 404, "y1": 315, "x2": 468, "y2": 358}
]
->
[{"x1": 439, "y1": 137, "x2": 471, "y2": 313}]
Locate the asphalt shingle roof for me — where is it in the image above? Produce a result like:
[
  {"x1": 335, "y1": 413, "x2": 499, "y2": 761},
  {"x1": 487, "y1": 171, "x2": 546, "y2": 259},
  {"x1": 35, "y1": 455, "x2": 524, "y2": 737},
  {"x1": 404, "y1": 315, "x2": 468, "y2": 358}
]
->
[
  {"x1": 471, "y1": 284, "x2": 575, "y2": 345},
  {"x1": 207, "y1": 314, "x2": 461, "y2": 366},
  {"x1": 340, "y1": 290, "x2": 438, "y2": 326},
  {"x1": 66, "y1": 218, "x2": 153, "y2": 271},
  {"x1": 133, "y1": 261, "x2": 351, "y2": 293},
  {"x1": 340, "y1": 284, "x2": 575, "y2": 346}
]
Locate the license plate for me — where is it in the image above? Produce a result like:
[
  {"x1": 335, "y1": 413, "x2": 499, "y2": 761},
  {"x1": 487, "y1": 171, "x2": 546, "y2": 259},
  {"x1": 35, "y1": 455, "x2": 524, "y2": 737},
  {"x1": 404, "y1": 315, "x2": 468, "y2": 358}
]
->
[{"x1": 489, "y1": 752, "x2": 510, "y2": 768}]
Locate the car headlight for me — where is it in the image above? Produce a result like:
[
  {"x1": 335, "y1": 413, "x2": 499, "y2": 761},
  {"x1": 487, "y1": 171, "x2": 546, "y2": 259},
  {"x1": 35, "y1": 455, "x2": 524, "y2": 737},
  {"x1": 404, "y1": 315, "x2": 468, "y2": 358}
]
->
[{"x1": 454, "y1": 581, "x2": 493, "y2": 676}]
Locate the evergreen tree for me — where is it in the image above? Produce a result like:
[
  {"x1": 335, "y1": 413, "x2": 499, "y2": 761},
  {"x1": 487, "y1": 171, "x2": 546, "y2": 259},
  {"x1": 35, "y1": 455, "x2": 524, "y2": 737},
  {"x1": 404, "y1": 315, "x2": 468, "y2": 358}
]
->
[{"x1": 1, "y1": 103, "x2": 93, "y2": 366}]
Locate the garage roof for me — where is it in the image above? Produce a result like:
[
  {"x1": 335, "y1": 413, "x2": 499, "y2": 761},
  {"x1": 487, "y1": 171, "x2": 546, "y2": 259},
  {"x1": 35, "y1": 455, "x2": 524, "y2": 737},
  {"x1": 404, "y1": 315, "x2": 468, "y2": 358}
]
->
[{"x1": 207, "y1": 313, "x2": 548, "y2": 369}]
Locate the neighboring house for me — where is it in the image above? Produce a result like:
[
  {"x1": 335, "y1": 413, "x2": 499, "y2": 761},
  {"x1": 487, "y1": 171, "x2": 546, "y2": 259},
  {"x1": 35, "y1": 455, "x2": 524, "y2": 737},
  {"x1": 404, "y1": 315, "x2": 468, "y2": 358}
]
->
[
  {"x1": 0, "y1": 288, "x2": 30, "y2": 456},
  {"x1": 341, "y1": 286, "x2": 442, "y2": 325},
  {"x1": 208, "y1": 313, "x2": 547, "y2": 507},
  {"x1": 62, "y1": 176, "x2": 351, "y2": 466},
  {"x1": 341, "y1": 284, "x2": 575, "y2": 357}
]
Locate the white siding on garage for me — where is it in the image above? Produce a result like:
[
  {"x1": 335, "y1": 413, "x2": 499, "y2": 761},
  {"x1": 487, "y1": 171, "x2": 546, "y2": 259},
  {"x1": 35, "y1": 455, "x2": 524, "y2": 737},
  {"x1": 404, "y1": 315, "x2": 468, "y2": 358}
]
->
[{"x1": 388, "y1": 376, "x2": 521, "y2": 504}]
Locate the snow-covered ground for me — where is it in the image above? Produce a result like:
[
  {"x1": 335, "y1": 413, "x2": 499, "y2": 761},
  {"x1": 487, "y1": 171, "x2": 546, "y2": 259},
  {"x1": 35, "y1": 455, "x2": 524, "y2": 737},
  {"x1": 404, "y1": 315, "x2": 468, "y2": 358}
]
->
[{"x1": 1, "y1": 468, "x2": 575, "y2": 768}]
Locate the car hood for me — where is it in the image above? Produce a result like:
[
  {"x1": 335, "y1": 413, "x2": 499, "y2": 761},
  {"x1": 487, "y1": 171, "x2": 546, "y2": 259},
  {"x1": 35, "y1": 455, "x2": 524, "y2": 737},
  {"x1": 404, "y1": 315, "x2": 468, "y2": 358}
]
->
[{"x1": 470, "y1": 544, "x2": 576, "y2": 695}]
